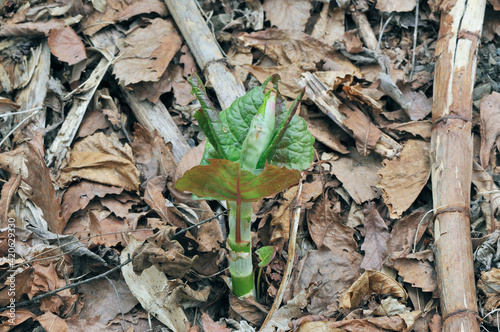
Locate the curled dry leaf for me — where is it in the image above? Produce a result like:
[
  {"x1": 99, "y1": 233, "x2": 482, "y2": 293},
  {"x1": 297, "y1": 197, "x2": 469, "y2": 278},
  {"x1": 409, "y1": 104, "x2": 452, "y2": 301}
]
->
[
  {"x1": 0, "y1": 174, "x2": 21, "y2": 227},
  {"x1": 48, "y1": 26, "x2": 87, "y2": 65},
  {"x1": 386, "y1": 121, "x2": 432, "y2": 141},
  {"x1": 262, "y1": 0, "x2": 312, "y2": 31},
  {"x1": 377, "y1": 140, "x2": 431, "y2": 218},
  {"x1": 201, "y1": 312, "x2": 232, "y2": 332},
  {"x1": 306, "y1": 117, "x2": 349, "y2": 154},
  {"x1": 296, "y1": 311, "x2": 421, "y2": 332},
  {"x1": 480, "y1": 92, "x2": 500, "y2": 168},
  {"x1": 472, "y1": 160, "x2": 500, "y2": 217},
  {"x1": 339, "y1": 270, "x2": 408, "y2": 311},
  {"x1": 477, "y1": 268, "x2": 500, "y2": 312},
  {"x1": 131, "y1": 226, "x2": 197, "y2": 278},
  {"x1": 61, "y1": 180, "x2": 123, "y2": 223},
  {"x1": 361, "y1": 202, "x2": 389, "y2": 271},
  {"x1": 58, "y1": 132, "x2": 140, "y2": 191},
  {"x1": 116, "y1": 0, "x2": 169, "y2": 22}
]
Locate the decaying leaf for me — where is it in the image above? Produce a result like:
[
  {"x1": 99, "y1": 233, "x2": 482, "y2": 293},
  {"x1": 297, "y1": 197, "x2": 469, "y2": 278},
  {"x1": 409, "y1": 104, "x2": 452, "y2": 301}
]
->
[
  {"x1": 262, "y1": 0, "x2": 312, "y2": 31},
  {"x1": 394, "y1": 256, "x2": 437, "y2": 293},
  {"x1": 361, "y1": 202, "x2": 389, "y2": 271},
  {"x1": 377, "y1": 140, "x2": 431, "y2": 218},
  {"x1": 58, "y1": 132, "x2": 140, "y2": 191},
  {"x1": 121, "y1": 237, "x2": 189, "y2": 331},
  {"x1": 112, "y1": 18, "x2": 182, "y2": 86},
  {"x1": 131, "y1": 226, "x2": 197, "y2": 278},
  {"x1": 386, "y1": 208, "x2": 432, "y2": 264},
  {"x1": 311, "y1": 5, "x2": 345, "y2": 46},
  {"x1": 201, "y1": 312, "x2": 232, "y2": 332},
  {"x1": 477, "y1": 268, "x2": 500, "y2": 312},
  {"x1": 340, "y1": 270, "x2": 408, "y2": 311},
  {"x1": 290, "y1": 247, "x2": 361, "y2": 314},
  {"x1": 341, "y1": 106, "x2": 382, "y2": 155},
  {"x1": 329, "y1": 148, "x2": 382, "y2": 204},
  {"x1": 296, "y1": 311, "x2": 421, "y2": 332},
  {"x1": 376, "y1": 0, "x2": 417, "y2": 12},
  {"x1": 131, "y1": 124, "x2": 177, "y2": 182},
  {"x1": 0, "y1": 174, "x2": 21, "y2": 227},
  {"x1": 61, "y1": 180, "x2": 123, "y2": 223},
  {"x1": 308, "y1": 196, "x2": 359, "y2": 255}
]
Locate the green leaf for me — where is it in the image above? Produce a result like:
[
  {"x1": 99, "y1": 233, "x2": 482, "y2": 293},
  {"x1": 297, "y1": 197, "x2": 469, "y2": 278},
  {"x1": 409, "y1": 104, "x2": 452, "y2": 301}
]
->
[
  {"x1": 174, "y1": 159, "x2": 301, "y2": 202},
  {"x1": 256, "y1": 246, "x2": 276, "y2": 267},
  {"x1": 269, "y1": 114, "x2": 315, "y2": 171}
]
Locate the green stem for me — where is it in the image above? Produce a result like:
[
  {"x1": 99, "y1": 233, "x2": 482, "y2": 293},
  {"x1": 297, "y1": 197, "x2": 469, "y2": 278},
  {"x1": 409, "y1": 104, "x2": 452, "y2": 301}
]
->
[{"x1": 227, "y1": 200, "x2": 254, "y2": 297}]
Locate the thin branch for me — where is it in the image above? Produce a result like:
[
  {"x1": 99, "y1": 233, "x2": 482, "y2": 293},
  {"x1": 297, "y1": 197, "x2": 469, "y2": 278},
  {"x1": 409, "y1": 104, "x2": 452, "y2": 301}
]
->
[
  {"x1": 0, "y1": 258, "x2": 132, "y2": 312},
  {"x1": 171, "y1": 209, "x2": 228, "y2": 239},
  {"x1": 410, "y1": 0, "x2": 420, "y2": 81}
]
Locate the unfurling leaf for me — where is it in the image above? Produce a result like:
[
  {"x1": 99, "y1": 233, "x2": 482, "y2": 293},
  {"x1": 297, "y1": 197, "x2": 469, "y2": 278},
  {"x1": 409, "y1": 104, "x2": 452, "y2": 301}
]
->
[{"x1": 256, "y1": 246, "x2": 277, "y2": 267}]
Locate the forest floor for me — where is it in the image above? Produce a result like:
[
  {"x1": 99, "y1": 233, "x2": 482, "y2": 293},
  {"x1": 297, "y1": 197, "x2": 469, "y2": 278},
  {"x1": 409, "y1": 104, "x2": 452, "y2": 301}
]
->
[{"x1": 1, "y1": 0, "x2": 500, "y2": 331}]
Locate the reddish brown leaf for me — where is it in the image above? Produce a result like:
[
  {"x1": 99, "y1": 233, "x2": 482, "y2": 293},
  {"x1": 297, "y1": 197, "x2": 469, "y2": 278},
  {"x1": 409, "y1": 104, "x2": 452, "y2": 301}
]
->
[
  {"x1": 112, "y1": 18, "x2": 182, "y2": 86},
  {"x1": 360, "y1": 202, "x2": 389, "y2": 271},
  {"x1": 48, "y1": 27, "x2": 87, "y2": 65},
  {"x1": 23, "y1": 143, "x2": 65, "y2": 234},
  {"x1": 201, "y1": 312, "x2": 232, "y2": 332},
  {"x1": 342, "y1": 106, "x2": 382, "y2": 155}
]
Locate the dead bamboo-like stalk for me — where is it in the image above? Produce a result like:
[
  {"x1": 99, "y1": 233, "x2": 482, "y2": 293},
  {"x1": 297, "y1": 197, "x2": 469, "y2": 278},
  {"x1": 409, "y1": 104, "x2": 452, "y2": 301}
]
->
[
  {"x1": 163, "y1": 0, "x2": 246, "y2": 110},
  {"x1": 431, "y1": 1, "x2": 486, "y2": 330}
]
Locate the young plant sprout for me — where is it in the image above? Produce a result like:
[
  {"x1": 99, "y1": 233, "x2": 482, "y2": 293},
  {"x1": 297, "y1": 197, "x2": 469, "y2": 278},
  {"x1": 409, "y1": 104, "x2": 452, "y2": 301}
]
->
[{"x1": 175, "y1": 75, "x2": 314, "y2": 298}]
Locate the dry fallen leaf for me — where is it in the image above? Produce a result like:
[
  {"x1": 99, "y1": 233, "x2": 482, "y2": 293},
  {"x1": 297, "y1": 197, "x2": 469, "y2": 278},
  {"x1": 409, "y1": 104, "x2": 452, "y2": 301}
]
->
[
  {"x1": 296, "y1": 311, "x2": 421, "y2": 332},
  {"x1": 477, "y1": 268, "x2": 500, "y2": 312},
  {"x1": 61, "y1": 180, "x2": 123, "y2": 223},
  {"x1": 308, "y1": 196, "x2": 359, "y2": 255},
  {"x1": 361, "y1": 202, "x2": 390, "y2": 271},
  {"x1": 306, "y1": 117, "x2": 349, "y2": 154},
  {"x1": 376, "y1": 0, "x2": 417, "y2": 13},
  {"x1": 58, "y1": 132, "x2": 140, "y2": 191},
  {"x1": 131, "y1": 124, "x2": 177, "y2": 182},
  {"x1": 386, "y1": 208, "x2": 432, "y2": 264},
  {"x1": 131, "y1": 226, "x2": 197, "y2": 278},
  {"x1": 340, "y1": 270, "x2": 408, "y2": 311},
  {"x1": 377, "y1": 140, "x2": 431, "y2": 218},
  {"x1": 342, "y1": 106, "x2": 382, "y2": 155},
  {"x1": 47, "y1": 26, "x2": 87, "y2": 65},
  {"x1": 262, "y1": 0, "x2": 312, "y2": 31},
  {"x1": 329, "y1": 148, "x2": 382, "y2": 204},
  {"x1": 311, "y1": 5, "x2": 345, "y2": 46},
  {"x1": 290, "y1": 247, "x2": 361, "y2": 314},
  {"x1": 37, "y1": 311, "x2": 69, "y2": 332},
  {"x1": 113, "y1": 18, "x2": 182, "y2": 86},
  {"x1": 201, "y1": 312, "x2": 232, "y2": 332},
  {"x1": 394, "y1": 257, "x2": 437, "y2": 293}
]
